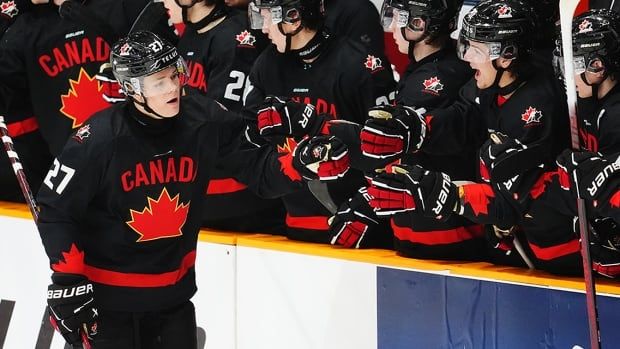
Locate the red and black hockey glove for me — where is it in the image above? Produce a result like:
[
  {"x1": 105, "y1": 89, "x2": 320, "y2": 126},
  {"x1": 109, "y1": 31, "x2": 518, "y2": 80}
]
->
[
  {"x1": 292, "y1": 135, "x2": 350, "y2": 181},
  {"x1": 485, "y1": 225, "x2": 517, "y2": 256},
  {"x1": 47, "y1": 273, "x2": 98, "y2": 347},
  {"x1": 328, "y1": 187, "x2": 384, "y2": 248},
  {"x1": 479, "y1": 133, "x2": 545, "y2": 202},
  {"x1": 257, "y1": 96, "x2": 327, "y2": 139},
  {"x1": 360, "y1": 105, "x2": 427, "y2": 159},
  {"x1": 95, "y1": 63, "x2": 125, "y2": 104},
  {"x1": 556, "y1": 150, "x2": 620, "y2": 218},
  {"x1": 368, "y1": 164, "x2": 458, "y2": 220}
]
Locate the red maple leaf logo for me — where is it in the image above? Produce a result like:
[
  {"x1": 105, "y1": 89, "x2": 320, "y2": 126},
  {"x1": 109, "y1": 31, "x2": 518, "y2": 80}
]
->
[
  {"x1": 422, "y1": 76, "x2": 444, "y2": 93},
  {"x1": 0, "y1": 1, "x2": 18, "y2": 17},
  {"x1": 364, "y1": 55, "x2": 383, "y2": 72},
  {"x1": 579, "y1": 19, "x2": 592, "y2": 33},
  {"x1": 461, "y1": 183, "x2": 495, "y2": 216},
  {"x1": 51, "y1": 243, "x2": 86, "y2": 274},
  {"x1": 277, "y1": 152, "x2": 302, "y2": 182},
  {"x1": 126, "y1": 188, "x2": 190, "y2": 242},
  {"x1": 235, "y1": 30, "x2": 256, "y2": 47},
  {"x1": 497, "y1": 5, "x2": 511, "y2": 17},
  {"x1": 60, "y1": 68, "x2": 111, "y2": 129},
  {"x1": 521, "y1": 106, "x2": 543, "y2": 125}
]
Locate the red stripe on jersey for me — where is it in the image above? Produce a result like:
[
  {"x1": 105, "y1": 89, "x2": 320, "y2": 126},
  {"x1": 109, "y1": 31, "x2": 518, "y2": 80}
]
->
[
  {"x1": 85, "y1": 250, "x2": 196, "y2": 287},
  {"x1": 286, "y1": 214, "x2": 330, "y2": 231},
  {"x1": 6, "y1": 117, "x2": 39, "y2": 137},
  {"x1": 206, "y1": 178, "x2": 248, "y2": 194},
  {"x1": 391, "y1": 220, "x2": 484, "y2": 245},
  {"x1": 528, "y1": 239, "x2": 580, "y2": 261},
  {"x1": 610, "y1": 190, "x2": 620, "y2": 208}
]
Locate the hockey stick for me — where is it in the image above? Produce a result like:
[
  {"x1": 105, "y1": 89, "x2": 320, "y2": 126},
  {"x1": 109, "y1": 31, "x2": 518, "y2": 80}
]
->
[
  {"x1": 0, "y1": 117, "x2": 92, "y2": 349},
  {"x1": 559, "y1": 1, "x2": 602, "y2": 348},
  {"x1": 0, "y1": 116, "x2": 38, "y2": 222}
]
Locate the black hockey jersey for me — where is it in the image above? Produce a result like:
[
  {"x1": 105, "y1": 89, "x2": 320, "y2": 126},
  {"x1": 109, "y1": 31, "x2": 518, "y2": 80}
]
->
[
  {"x1": 244, "y1": 31, "x2": 396, "y2": 242},
  {"x1": 37, "y1": 94, "x2": 301, "y2": 312},
  {"x1": 577, "y1": 84, "x2": 620, "y2": 154},
  {"x1": 0, "y1": 0, "x2": 173, "y2": 156},
  {"x1": 178, "y1": 8, "x2": 267, "y2": 112},
  {"x1": 423, "y1": 73, "x2": 571, "y2": 166},
  {"x1": 177, "y1": 8, "x2": 281, "y2": 231},
  {"x1": 388, "y1": 48, "x2": 485, "y2": 261}
]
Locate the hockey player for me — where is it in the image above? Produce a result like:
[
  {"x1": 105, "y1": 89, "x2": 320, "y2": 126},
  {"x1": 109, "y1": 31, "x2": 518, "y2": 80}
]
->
[
  {"x1": 362, "y1": 0, "x2": 572, "y2": 266},
  {"x1": 169, "y1": 0, "x2": 285, "y2": 233},
  {"x1": 0, "y1": 0, "x2": 176, "y2": 201},
  {"x1": 358, "y1": 0, "x2": 486, "y2": 260},
  {"x1": 554, "y1": 9, "x2": 620, "y2": 155},
  {"x1": 37, "y1": 31, "x2": 347, "y2": 348},
  {"x1": 245, "y1": 0, "x2": 396, "y2": 244}
]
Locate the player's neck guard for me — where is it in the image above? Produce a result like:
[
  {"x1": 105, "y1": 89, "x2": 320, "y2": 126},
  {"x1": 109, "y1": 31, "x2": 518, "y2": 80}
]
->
[
  {"x1": 183, "y1": 2, "x2": 228, "y2": 29},
  {"x1": 289, "y1": 29, "x2": 329, "y2": 61}
]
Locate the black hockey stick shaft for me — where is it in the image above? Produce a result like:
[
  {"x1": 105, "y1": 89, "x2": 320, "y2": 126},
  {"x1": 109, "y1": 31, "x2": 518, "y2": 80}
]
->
[
  {"x1": 0, "y1": 116, "x2": 39, "y2": 222},
  {"x1": 559, "y1": 1, "x2": 602, "y2": 348}
]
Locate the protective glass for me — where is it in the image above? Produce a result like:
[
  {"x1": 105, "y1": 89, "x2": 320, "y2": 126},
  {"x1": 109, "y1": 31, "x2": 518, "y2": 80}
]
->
[
  {"x1": 552, "y1": 49, "x2": 603, "y2": 78},
  {"x1": 457, "y1": 35, "x2": 502, "y2": 63},
  {"x1": 129, "y1": 59, "x2": 188, "y2": 97},
  {"x1": 380, "y1": 1, "x2": 425, "y2": 32},
  {"x1": 249, "y1": 2, "x2": 283, "y2": 30}
]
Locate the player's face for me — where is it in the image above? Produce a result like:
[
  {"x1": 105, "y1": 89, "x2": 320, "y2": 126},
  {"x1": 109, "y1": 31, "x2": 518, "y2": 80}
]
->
[
  {"x1": 390, "y1": 19, "x2": 425, "y2": 54},
  {"x1": 163, "y1": 0, "x2": 183, "y2": 24},
  {"x1": 464, "y1": 41, "x2": 497, "y2": 89},
  {"x1": 140, "y1": 66, "x2": 182, "y2": 118},
  {"x1": 260, "y1": 8, "x2": 293, "y2": 52},
  {"x1": 575, "y1": 59, "x2": 606, "y2": 98}
]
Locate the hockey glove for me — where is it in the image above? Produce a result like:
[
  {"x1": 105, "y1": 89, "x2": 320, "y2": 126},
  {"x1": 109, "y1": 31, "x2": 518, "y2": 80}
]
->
[
  {"x1": 257, "y1": 96, "x2": 327, "y2": 139},
  {"x1": 95, "y1": 63, "x2": 125, "y2": 103},
  {"x1": 292, "y1": 135, "x2": 350, "y2": 181},
  {"x1": 328, "y1": 187, "x2": 382, "y2": 248},
  {"x1": 591, "y1": 218, "x2": 620, "y2": 278},
  {"x1": 368, "y1": 164, "x2": 458, "y2": 220},
  {"x1": 485, "y1": 225, "x2": 517, "y2": 256},
  {"x1": 47, "y1": 273, "x2": 98, "y2": 347},
  {"x1": 360, "y1": 105, "x2": 427, "y2": 159},
  {"x1": 556, "y1": 150, "x2": 620, "y2": 217},
  {"x1": 479, "y1": 133, "x2": 544, "y2": 202}
]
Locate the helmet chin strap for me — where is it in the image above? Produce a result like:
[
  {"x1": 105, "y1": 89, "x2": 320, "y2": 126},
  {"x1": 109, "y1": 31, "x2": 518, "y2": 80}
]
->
[
  {"x1": 278, "y1": 22, "x2": 304, "y2": 53},
  {"x1": 134, "y1": 95, "x2": 173, "y2": 120},
  {"x1": 579, "y1": 72, "x2": 605, "y2": 100},
  {"x1": 402, "y1": 27, "x2": 428, "y2": 61}
]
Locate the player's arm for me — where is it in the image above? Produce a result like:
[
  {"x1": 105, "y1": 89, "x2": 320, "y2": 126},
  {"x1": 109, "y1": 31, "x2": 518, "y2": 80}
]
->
[
  {"x1": 36, "y1": 119, "x2": 108, "y2": 346},
  {"x1": 0, "y1": 16, "x2": 30, "y2": 116}
]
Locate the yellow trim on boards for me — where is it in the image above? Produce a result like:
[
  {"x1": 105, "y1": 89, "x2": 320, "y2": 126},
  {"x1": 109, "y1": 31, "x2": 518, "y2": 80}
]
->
[{"x1": 4, "y1": 201, "x2": 619, "y2": 295}]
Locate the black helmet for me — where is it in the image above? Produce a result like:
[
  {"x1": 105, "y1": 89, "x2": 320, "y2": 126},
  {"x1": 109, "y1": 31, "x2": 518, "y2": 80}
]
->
[
  {"x1": 380, "y1": 0, "x2": 463, "y2": 39},
  {"x1": 249, "y1": 0, "x2": 325, "y2": 31},
  {"x1": 111, "y1": 31, "x2": 188, "y2": 97},
  {"x1": 458, "y1": 0, "x2": 535, "y2": 61},
  {"x1": 554, "y1": 9, "x2": 620, "y2": 78}
]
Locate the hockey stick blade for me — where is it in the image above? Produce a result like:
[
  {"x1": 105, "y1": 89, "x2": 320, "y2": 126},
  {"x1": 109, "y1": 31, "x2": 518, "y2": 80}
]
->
[
  {"x1": 560, "y1": 0, "x2": 602, "y2": 348},
  {"x1": 307, "y1": 180, "x2": 338, "y2": 214}
]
